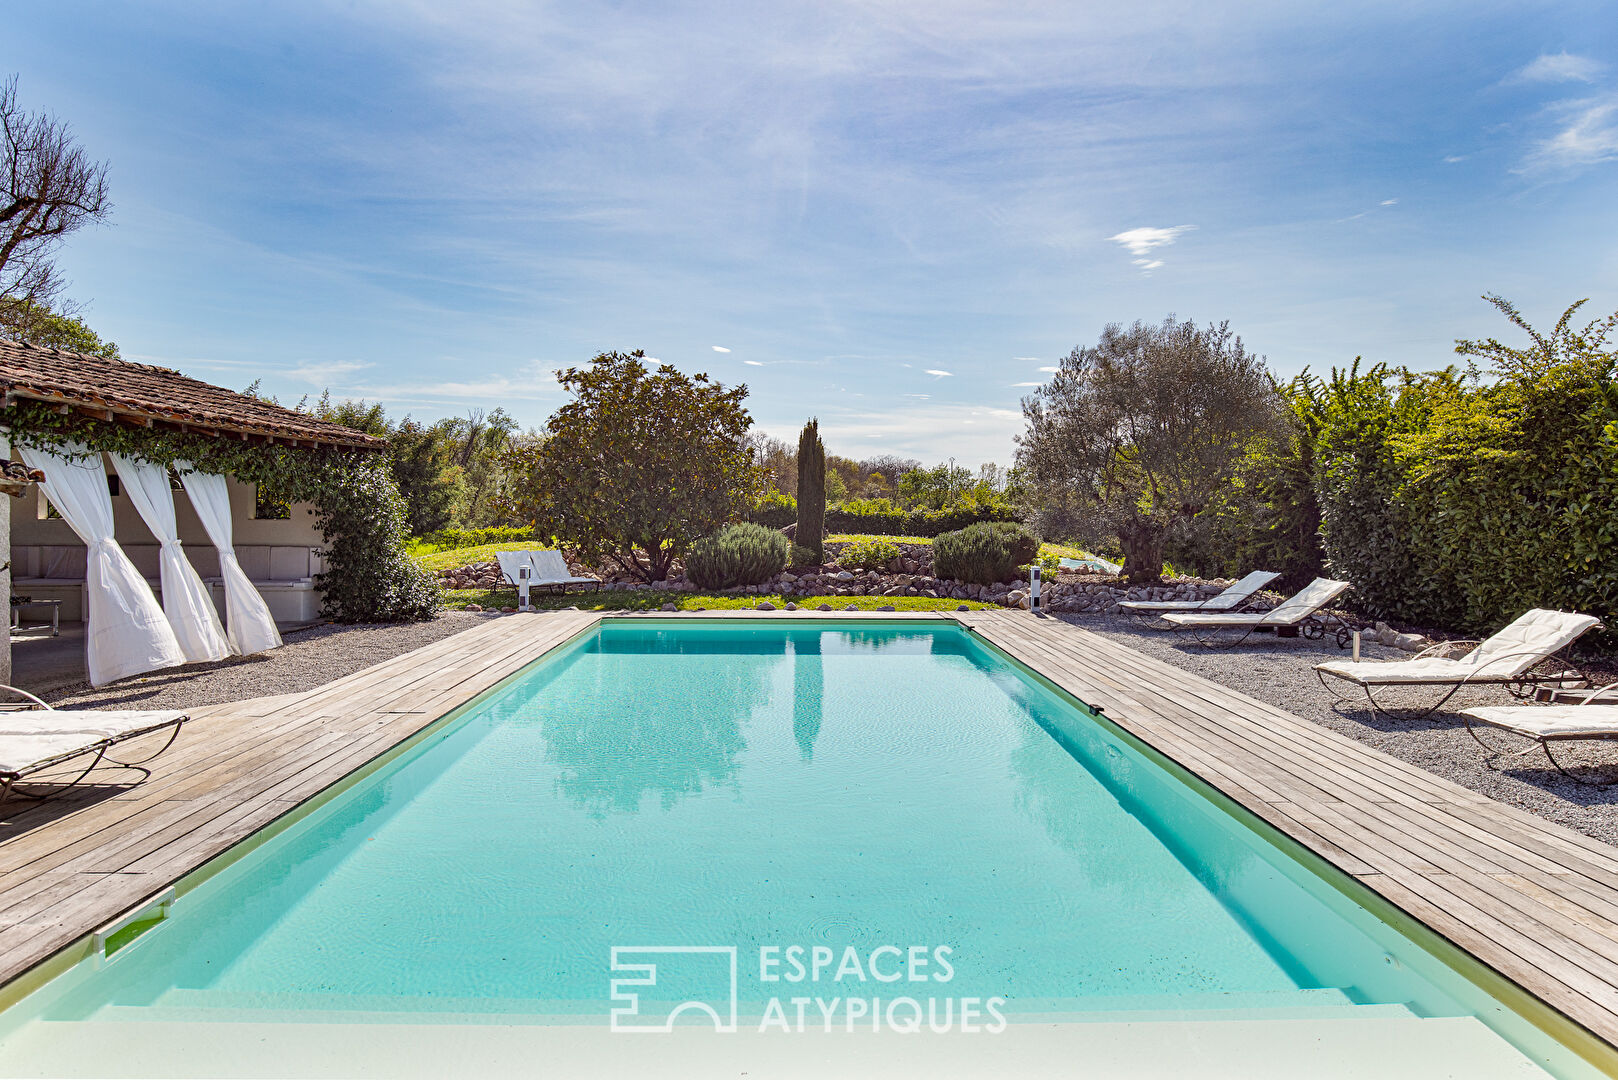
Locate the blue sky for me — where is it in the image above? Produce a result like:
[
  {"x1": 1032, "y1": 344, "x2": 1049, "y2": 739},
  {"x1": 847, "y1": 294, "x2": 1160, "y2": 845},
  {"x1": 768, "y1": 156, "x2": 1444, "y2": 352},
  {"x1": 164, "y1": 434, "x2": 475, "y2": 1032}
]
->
[{"x1": 9, "y1": 1, "x2": 1618, "y2": 465}]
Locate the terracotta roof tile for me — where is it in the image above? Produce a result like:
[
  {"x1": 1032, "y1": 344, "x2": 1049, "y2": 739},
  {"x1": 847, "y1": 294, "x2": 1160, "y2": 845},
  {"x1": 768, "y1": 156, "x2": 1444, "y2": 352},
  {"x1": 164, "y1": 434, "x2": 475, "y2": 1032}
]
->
[{"x1": 0, "y1": 339, "x2": 383, "y2": 450}]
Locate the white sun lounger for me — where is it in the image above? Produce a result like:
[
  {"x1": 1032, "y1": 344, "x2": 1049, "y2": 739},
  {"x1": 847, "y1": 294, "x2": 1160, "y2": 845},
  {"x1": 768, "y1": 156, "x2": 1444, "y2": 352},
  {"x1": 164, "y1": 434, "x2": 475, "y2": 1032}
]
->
[
  {"x1": 1160, "y1": 578, "x2": 1354, "y2": 646},
  {"x1": 495, "y1": 550, "x2": 601, "y2": 595},
  {"x1": 1460, "y1": 682, "x2": 1618, "y2": 786},
  {"x1": 0, "y1": 685, "x2": 187, "y2": 803},
  {"x1": 1314, "y1": 609, "x2": 1601, "y2": 717},
  {"x1": 495, "y1": 550, "x2": 536, "y2": 588},
  {"x1": 528, "y1": 550, "x2": 601, "y2": 593},
  {"x1": 1120, "y1": 570, "x2": 1280, "y2": 628}
]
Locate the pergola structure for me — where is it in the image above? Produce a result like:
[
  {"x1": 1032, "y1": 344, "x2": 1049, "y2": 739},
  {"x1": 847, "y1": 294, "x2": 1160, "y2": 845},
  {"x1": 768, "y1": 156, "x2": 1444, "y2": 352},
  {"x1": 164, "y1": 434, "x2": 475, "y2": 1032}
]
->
[{"x1": 0, "y1": 339, "x2": 386, "y2": 688}]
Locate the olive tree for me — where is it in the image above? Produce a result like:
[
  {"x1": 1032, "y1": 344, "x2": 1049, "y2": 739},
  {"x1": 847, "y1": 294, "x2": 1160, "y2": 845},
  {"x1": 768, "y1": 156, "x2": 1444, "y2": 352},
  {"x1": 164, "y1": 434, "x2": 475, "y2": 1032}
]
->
[
  {"x1": 498, "y1": 350, "x2": 763, "y2": 581},
  {"x1": 1017, "y1": 317, "x2": 1278, "y2": 583}
]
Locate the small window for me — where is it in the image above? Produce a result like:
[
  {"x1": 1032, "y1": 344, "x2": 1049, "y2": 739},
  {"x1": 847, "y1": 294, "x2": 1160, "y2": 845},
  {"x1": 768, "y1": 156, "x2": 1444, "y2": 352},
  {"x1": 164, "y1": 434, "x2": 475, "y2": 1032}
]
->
[
  {"x1": 254, "y1": 483, "x2": 292, "y2": 520},
  {"x1": 107, "y1": 474, "x2": 120, "y2": 497},
  {"x1": 39, "y1": 489, "x2": 60, "y2": 520}
]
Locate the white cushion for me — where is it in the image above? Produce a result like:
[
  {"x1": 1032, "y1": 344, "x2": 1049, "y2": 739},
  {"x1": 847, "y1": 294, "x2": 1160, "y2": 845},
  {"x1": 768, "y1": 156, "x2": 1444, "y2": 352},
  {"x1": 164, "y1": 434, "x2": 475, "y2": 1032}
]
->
[
  {"x1": 0, "y1": 710, "x2": 183, "y2": 776},
  {"x1": 1463, "y1": 705, "x2": 1618, "y2": 741},
  {"x1": 1315, "y1": 657, "x2": 1475, "y2": 684},
  {"x1": 1459, "y1": 609, "x2": 1601, "y2": 678}
]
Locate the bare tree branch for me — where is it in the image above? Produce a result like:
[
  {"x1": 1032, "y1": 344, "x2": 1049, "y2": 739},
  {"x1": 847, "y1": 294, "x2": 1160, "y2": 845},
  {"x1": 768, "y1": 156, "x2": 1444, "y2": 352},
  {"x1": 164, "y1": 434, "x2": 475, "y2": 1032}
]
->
[{"x1": 0, "y1": 74, "x2": 111, "y2": 318}]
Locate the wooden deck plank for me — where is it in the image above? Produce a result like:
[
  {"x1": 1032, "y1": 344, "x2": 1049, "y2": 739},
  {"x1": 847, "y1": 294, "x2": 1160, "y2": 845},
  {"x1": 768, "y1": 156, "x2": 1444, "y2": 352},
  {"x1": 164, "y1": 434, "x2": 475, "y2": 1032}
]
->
[
  {"x1": 960, "y1": 611, "x2": 1618, "y2": 1046},
  {"x1": 0, "y1": 611, "x2": 599, "y2": 988},
  {"x1": 4, "y1": 607, "x2": 1618, "y2": 1060}
]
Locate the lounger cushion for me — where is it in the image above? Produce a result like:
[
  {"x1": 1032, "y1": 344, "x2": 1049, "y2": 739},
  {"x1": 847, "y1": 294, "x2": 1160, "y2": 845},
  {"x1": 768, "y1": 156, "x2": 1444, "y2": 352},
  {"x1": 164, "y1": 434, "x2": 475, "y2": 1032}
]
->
[
  {"x1": 0, "y1": 711, "x2": 185, "y2": 775},
  {"x1": 1314, "y1": 657, "x2": 1479, "y2": 683},
  {"x1": 1463, "y1": 705, "x2": 1618, "y2": 741},
  {"x1": 1462, "y1": 609, "x2": 1601, "y2": 676}
]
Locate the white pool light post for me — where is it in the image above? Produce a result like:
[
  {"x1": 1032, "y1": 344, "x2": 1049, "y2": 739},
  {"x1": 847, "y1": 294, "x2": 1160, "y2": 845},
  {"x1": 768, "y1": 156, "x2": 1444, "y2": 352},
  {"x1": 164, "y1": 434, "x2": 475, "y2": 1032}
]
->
[
  {"x1": 518, "y1": 564, "x2": 532, "y2": 612},
  {"x1": 1029, "y1": 564, "x2": 1041, "y2": 614}
]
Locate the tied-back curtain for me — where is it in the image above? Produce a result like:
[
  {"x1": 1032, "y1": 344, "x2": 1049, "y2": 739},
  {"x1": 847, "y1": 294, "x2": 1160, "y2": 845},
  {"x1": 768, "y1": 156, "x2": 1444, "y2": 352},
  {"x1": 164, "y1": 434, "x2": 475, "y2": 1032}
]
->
[
  {"x1": 16, "y1": 442, "x2": 185, "y2": 687},
  {"x1": 176, "y1": 463, "x2": 283, "y2": 655},
  {"x1": 110, "y1": 454, "x2": 233, "y2": 664}
]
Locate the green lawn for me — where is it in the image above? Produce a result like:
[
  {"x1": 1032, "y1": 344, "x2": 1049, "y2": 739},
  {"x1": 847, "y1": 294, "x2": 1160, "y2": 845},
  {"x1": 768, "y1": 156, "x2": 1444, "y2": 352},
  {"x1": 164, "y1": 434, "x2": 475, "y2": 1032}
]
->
[
  {"x1": 441, "y1": 588, "x2": 995, "y2": 613},
  {"x1": 412, "y1": 540, "x2": 554, "y2": 573}
]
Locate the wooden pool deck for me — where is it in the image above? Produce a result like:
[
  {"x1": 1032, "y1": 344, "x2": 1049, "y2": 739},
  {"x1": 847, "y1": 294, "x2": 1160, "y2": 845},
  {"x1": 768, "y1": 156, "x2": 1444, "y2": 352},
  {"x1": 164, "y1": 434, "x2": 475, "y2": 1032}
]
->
[{"x1": 3, "y1": 609, "x2": 1618, "y2": 1064}]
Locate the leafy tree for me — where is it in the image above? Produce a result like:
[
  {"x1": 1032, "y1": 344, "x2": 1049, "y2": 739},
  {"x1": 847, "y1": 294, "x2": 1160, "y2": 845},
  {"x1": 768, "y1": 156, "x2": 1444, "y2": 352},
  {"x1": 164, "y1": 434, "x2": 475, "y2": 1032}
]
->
[
  {"x1": 498, "y1": 350, "x2": 762, "y2": 581},
  {"x1": 1017, "y1": 316, "x2": 1278, "y2": 582},
  {"x1": 0, "y1": 76, "x2": 110, "y2": 320},
  {"x1": 0, "y1": 299, "x2": 118, "y2": 356},
  {"x1": 796, "y1": 418, "x2": 826, "y2": 561}
]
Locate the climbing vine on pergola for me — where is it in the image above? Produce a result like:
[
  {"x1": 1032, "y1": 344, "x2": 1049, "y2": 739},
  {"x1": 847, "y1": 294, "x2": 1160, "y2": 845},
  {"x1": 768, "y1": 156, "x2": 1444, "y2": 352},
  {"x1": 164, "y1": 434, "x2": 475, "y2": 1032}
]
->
[{"x1": 2, "y1": 400, "x2": 438, "y2": 622}]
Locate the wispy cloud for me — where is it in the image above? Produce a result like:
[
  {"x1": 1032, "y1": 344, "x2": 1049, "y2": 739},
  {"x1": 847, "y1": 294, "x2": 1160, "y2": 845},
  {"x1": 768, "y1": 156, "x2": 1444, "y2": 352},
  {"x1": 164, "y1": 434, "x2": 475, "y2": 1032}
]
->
[
  {"x1": 1512, "y1": 52, "x2": 1605, "y2": 84},
  {"x1": 925, "y1": 369, "x2": 953, "y2": 377},
  {"x1": 1038, "y1": 366, "x2": 1058, "y2": 373},
  {"x1": 1523, "y1": 94, "x2": 1618, "y2": 170},
  {"x1": 744, "y1": 359, "x2": 765, "y2": 366},
  {"x1": 1110, "y1": 225, "x2": 1194, "y2": 272},
  {"x1": 288, "y1": 358, "x2": 373, "y2": 383},
  {"x1": 1009, "y1": 381, "x2": 1041, "y2": 387},
  {"x1": 711, "y1": 345, "x2": 730, "y2": 353}
]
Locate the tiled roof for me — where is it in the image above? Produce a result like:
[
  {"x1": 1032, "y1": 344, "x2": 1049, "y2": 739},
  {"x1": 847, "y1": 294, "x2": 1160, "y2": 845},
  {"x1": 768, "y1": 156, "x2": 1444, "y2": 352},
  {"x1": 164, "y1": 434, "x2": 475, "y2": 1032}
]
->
[{"x1": 0, "y1": 339, "x2": 383, "y2": 450}]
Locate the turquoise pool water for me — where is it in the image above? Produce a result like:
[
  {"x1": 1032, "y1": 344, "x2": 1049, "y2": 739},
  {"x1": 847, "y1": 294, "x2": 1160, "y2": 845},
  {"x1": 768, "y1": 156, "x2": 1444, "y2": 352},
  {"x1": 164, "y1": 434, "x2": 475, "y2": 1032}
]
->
[{"x1": 0, "y1": 622, "x2": 1600, "y2": 1077}]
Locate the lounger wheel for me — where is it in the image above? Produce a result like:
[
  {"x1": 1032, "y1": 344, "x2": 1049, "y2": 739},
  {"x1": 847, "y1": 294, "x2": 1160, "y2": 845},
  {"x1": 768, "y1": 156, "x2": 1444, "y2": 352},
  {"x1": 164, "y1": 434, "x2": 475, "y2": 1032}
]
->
[
  {"x1": 1334, "y1": 625, "x2": 1354, "y2": 649},
  {"x1": 1302, "y1": 622, "x2": 1325, "y2": 641}
]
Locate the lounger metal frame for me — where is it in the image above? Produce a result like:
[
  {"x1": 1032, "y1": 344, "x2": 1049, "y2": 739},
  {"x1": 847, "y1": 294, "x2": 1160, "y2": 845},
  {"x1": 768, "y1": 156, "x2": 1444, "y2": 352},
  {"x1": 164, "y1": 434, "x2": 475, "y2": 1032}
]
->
[
  {"x1": 1462, "y1": 682, "x2": 1618, "y2": 787},
  {"x1": 1315, "y1": 638, "x2": 1599, "y2": 721},
  {"x1": 1179, "y1": 607, "x2": 1358, "y2": 649},
  {"x1": 0, "y1": 685, "x2": 187, "y2": 805}
]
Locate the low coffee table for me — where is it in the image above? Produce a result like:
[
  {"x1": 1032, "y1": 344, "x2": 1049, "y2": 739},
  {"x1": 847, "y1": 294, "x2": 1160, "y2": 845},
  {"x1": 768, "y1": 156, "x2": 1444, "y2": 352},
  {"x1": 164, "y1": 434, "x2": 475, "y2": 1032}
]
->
[{"x1": 9, "y1": 597, "x2": 62, "y2": 637}]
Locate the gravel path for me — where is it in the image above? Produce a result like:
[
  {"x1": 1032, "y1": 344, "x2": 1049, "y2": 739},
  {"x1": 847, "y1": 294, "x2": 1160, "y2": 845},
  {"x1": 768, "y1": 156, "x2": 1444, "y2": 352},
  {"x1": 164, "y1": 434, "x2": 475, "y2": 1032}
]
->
[
  {"x1": 43, "y1": 612, "x2": 492, "y2": 712},
  {"x1": 1062, "y1": 612, "x2": 1618, "y2": 846}
]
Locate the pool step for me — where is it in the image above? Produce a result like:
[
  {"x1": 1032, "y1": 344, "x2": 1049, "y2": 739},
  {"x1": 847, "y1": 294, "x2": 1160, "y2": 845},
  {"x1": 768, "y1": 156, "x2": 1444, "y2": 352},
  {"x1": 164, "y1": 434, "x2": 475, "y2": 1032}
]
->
[
  {"x1": 125, "y1": 984, "x2": 1411, "y2": 1026},
  {"x1": 0, "y1": 1013, "x2": 1561, "y2": 1078}
]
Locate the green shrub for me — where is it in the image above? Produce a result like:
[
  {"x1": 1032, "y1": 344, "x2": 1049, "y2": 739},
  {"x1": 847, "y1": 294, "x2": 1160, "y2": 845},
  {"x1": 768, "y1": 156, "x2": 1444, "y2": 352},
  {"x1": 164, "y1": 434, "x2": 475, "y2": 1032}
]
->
[
  {"x1": 684, "y1": 523, "x2": 791, "y2": 590},
  {"x1": 842, "y1": 538, "x2": 900, "y2": 570},
  {"x1": 934, "y1": 522, "x2": 1039, "y2": 585},
  {"x1": 788, "y1": 543, "x2": 821, "y2": 568}
]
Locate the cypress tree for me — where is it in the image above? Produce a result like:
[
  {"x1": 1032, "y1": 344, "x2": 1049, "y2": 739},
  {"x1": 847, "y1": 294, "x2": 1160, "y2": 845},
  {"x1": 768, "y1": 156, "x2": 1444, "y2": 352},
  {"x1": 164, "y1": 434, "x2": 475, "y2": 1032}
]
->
[{"x1": 796, "y1": 418, "x2": 826, "y2": 562}]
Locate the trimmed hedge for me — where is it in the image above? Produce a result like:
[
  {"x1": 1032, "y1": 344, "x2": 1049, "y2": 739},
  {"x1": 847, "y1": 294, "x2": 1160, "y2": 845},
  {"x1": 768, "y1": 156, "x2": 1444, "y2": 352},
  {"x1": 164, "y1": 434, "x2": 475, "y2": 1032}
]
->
[
  {"x1": 749, "y1": 498, "x2": 1016, "y2": 537},
  {"x1": 416, "y1": 525, "x2": 538, "y2": 551}
]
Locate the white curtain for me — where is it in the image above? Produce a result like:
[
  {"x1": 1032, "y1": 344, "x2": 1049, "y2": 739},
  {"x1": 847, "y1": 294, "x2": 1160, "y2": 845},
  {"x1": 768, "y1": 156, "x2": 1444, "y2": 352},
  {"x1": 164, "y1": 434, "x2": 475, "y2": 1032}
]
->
[
  {"x1": 110, "y1": 454, "x2": 233, "y2": 664},
  {"x1": 16, "y1": 442, "x2": 186, "y2": 687},
  {"x1": 177, "y1": 463, "x2": 283, "y2": 654}
]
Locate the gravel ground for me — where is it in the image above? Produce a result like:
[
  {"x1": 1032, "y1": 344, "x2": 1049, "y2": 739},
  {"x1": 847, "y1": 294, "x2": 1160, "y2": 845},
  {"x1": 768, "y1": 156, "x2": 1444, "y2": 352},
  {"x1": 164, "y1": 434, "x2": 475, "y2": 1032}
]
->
[
  {"x1": 42, "y1": 612, "x2": 491, "y2": 712},
  {"x1": 1062, "y1": 612, "x2": 1618, "y2": 846}
]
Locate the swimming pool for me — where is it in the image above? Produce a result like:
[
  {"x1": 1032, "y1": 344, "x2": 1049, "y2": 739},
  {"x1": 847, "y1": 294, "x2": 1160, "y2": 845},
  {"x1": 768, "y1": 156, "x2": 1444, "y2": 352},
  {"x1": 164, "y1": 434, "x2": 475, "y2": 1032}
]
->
[{"x1": 0, "y1": 621, "x2": 1603, "y2": 1077}]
